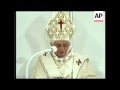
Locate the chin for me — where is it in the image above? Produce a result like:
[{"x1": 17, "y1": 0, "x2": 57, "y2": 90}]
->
[
  {"x1": 58, "y1": 55, "x2": 66, "y2": 58},
  {"x1": 58, "y1": 56, "x2": 64, "y2": 58}
]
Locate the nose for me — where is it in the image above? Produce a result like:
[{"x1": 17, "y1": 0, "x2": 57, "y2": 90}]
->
[{"x1": 59, "y1": 46, "x2": 64, "y2": 51}]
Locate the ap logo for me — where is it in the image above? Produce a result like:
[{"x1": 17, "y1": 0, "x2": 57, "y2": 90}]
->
[{"x1": 94, "y1": 11, "x2": 103, "y2": 22}]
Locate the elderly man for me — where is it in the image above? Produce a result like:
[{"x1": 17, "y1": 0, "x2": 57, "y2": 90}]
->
[{"x1": 29, "y1": 12, "x2": 98, "y2": 79}]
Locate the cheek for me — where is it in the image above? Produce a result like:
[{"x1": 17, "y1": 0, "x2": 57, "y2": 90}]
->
[
  {"x1": 61, "y1": 48, "x2": 69, "y2": 53},
  {"x1": 65, "y1": 48, "x2": 69, "y2": 53}
]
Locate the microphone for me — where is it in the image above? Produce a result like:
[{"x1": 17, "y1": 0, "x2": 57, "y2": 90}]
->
[
  {"x1": 43, "y1": 46, "x2": 57, "y2": 53},
  {"x1": 25, "y1": 46, "x2": 57, "y2": 79}
]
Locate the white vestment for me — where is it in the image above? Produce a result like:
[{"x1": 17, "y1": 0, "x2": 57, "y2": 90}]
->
[{"x1": 29, "y1": 50, "x2": 98, "y2": 79}]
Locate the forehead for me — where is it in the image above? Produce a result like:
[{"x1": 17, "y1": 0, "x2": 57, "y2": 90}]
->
[{"x1": 54, "y1": 40, "x2": 70, "y2": 44}]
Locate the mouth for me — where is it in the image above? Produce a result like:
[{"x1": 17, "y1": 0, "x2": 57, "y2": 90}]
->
[{"x1": 60, "y1": 52, "x2": 64, "y2": 53}]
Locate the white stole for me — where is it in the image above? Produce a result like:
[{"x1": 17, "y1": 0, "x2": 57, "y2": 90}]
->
[{"x1": 41, "y1": 55, "x2": 62, "y2": 77}]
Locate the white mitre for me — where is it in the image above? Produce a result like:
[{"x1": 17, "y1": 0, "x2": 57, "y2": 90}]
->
[{"x1": 45, "y1": 11, "x2": 76, "y2": 42}]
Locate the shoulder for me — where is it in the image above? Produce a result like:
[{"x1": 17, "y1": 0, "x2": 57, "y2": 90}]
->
[
  {"x1": 35, "y1": 52, "x2": 51, "y2": 64},
  {"x1": 74, "y1": 51, "x2": 89, "y2": 63},
  {"x1": 39, "y1": 52, "x2": 52, "y2": 59}
]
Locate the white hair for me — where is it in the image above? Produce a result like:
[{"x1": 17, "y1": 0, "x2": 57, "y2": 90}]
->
[{"x1": 50, "y1": 40, "x2": 71, "y2": 45}]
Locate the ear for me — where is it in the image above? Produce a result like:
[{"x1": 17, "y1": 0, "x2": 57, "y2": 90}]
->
[
  {"x1": 69, "y1": 46, "x2": 71, "y2": 49},
  {"x1": 50, "y1": 42, "x2": 53, "y2": 46},
  {"x1": 69, "y1": 42, "x2": 71, "y2": 46}
]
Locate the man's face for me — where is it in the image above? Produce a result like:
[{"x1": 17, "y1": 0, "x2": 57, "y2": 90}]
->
[{"x1": 51, "y1": 40, "x2": 70, "y2": 58}]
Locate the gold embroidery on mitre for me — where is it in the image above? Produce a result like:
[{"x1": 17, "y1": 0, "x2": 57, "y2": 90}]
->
[{"x1": 46, "y1": 12, "x2": 75, "y2": 41}]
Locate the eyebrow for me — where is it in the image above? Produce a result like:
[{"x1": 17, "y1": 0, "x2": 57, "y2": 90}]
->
[{"x1": 56, "y1": 43, "x2": 68, "y2": 44}]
